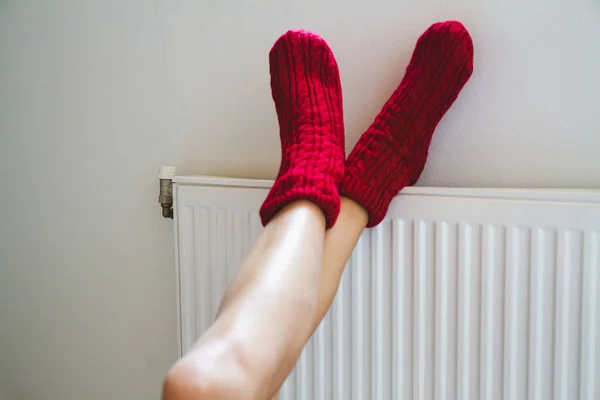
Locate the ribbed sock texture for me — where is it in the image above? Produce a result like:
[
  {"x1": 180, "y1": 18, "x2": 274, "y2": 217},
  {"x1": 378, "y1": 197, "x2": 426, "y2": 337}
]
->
[
  {"x1": 341, "y1": 21, "x2": 474, "y2": 227},
  {"x1": 259, "y1": 29, "x2": 345, "y2": 228}
]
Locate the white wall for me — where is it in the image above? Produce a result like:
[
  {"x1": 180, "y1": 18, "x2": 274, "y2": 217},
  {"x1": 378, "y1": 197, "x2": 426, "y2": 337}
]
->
[{"x1": 0, "y1": 0, "x2": 599, "y2": 399}]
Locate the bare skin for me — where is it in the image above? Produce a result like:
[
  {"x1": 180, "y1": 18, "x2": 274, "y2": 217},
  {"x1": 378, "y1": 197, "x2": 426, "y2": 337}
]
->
[
  {"x1": 267, "y1": 197, "x2": 368, "y2": 397},
  {"x1": 163, "y1": 200, "x2": 324, "y2": 399},
  {"x1": 163, "y1": 198, "x2": 368, "y2": 400}
]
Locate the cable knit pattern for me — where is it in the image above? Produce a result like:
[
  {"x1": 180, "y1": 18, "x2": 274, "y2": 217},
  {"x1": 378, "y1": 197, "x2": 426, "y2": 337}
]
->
[
  {"x1": 341, "y1": 21, "x2": 474, "y2": 227},
  {"x1": 259, "y1": 29, "x2": 345, "y2": 228}
]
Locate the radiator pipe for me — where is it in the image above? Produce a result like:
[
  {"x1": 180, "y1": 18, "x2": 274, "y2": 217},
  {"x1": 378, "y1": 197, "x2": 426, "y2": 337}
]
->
[{"x1": 158, "y1": 166, "x2": 176, "y2": 219}]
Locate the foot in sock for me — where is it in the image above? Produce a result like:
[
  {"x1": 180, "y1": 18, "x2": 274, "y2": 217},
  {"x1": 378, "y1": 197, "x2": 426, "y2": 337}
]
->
[
  {"x1": 341, "y1": 20, "x2": 474, "y2": 227},
  {"x1": 260, "y1": 29, "x2": 345, "y2": 228}
]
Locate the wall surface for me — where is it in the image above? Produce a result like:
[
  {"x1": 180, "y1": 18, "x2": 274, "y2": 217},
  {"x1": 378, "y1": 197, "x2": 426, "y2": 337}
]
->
[{"x1": 0, "y1": 0, "x2": 599, "y2": 399}]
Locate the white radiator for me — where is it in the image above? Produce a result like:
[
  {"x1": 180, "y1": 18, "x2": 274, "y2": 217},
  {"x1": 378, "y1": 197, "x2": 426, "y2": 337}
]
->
[{"x1": 173, "y1": 176, "x2": 600, "y2": 400}]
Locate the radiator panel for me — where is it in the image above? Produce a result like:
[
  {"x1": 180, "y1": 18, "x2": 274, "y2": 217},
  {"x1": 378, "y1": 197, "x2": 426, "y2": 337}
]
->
[{"x1": 174, "y1": 182, "x2": 600, "y2": 400}]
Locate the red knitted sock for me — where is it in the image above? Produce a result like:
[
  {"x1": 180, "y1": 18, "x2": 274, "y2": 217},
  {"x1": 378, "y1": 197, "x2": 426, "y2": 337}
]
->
[
  {"x1": 341, "y1": 21, "x2": 473, "y2": 227},
  {"x1": 259, "y1": 29, "x2": 345, "y2": 228}
]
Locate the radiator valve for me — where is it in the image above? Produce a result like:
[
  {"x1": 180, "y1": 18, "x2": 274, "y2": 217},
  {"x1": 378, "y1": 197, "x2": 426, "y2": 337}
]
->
[{"x1": 158, "y1": 166, "x2": 175, "y2": 219}]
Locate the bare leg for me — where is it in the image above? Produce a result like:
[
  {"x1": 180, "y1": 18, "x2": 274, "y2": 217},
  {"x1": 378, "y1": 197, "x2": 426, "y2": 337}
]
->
[
  {"x1": 268, "y1": 197, "x2": 367, "y2": 396},
  {"x1": 314, "y1": 197, "x2": 368, "y2": 323},
  {"x1": 163, "y1": 200, "x2": 326, "y2": 400},
  {"x1": 164, "y1": 28, "x2": 348, "y2": 400}
]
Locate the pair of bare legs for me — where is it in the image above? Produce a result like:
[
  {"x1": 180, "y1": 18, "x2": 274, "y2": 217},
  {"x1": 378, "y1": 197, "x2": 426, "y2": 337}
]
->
[
  {"x1": 163, "y1": 197, "x2": 367, "y2": 400},
  {"x1": 163, "y1": 20, "x2": 475, "y2": 400}
]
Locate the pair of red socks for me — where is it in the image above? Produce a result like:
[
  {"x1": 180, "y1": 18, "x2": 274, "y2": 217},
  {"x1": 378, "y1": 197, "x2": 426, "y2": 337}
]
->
[{"x1": 260, "y1": 22, "x2": 474, "y2": 229}]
